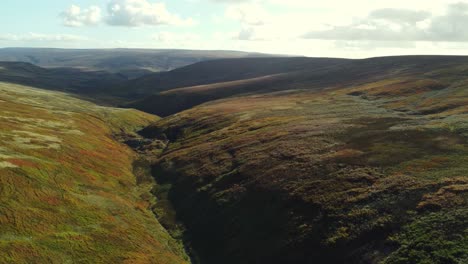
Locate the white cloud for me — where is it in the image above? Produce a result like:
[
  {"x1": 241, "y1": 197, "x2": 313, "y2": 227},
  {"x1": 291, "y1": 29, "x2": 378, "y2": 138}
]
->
[
  {"x1": 153, "y1": 31, "x2": 201, "y2": 42},
  {"x1": 106, "y1": 0, "x2": 195, "y2": 27},
  {"x1": 237, "y1": 27, "x2": 257, "y2": 40},
  {"x1": 226, "y1": 3, "x2": 269, "y2": 26},
  {"x1": 61, "y1": 5, "x2": 102, "y2": 27},
  {"x1": 45, "y1": 0, "x2": 468, "y2": 58},
  {"x1": 198, "y1": 0, "x2": 468, "y2": 58},
  {"x1": 225, "y1": 4, "x2": 316, "y2": 41},
  {"x1": 267, "y1": 0, "x2": 445, "y2": 12},
  {"x1": 211, "y1": 0, "x2": 249, "y2": 2},
  {"x1": 148, "y1": 31, "x2": 210, "y2": 49},
  {"x1": 0, "y1": 33, "x2": 87, "y2": 42},
  {"x1": 369, "y1": 9, "x2": 431, "y2": 24},
  {"x1": 303, "y1": 3, "x2": 468, "y2": 42}
]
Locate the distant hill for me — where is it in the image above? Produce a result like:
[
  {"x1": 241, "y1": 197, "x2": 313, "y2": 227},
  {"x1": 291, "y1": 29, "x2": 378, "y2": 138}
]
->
[
  {"x1": 0, "y1": 61, "x2": 126, "y2": 102},
  {"x1": 0, "y1": 57, "x2": 345, "y2": 106},
  {"x1": 0, "y1": 48, "x2": 272, "y2": 78},
  {"x1": 119, "y1": 57, "x2": 345, "y2": 96},
  {"x1": 126, "y1": 55, "x2": 468, "y2": 116}
]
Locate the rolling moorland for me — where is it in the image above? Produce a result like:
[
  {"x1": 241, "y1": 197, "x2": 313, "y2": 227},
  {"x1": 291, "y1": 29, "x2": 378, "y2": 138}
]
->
[
  {"x1": 0, "y1": 53, "x2": 467, "y2": 264},
  {"x1": 0, "y1": 48, "x2": 270, "y2": 79}
]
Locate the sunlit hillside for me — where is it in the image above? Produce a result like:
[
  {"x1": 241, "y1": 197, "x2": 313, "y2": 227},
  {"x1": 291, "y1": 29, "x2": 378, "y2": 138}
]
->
[{"x1": 0, "y1": 82, "x2": 188, "y2": 263}]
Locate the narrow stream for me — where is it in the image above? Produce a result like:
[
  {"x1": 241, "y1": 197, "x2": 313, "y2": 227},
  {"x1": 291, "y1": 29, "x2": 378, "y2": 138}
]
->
[{"x1": 125, "y1": 135, "x2": 201, "y2": 264}]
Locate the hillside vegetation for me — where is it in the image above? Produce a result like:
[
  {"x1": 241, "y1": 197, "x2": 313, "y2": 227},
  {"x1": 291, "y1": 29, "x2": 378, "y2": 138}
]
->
[
  {"x1": 138, "y1": 56, "x2": 468, "y2": 264},
  {"x1": 0, "y1": 82, "x2": 189, "y2": 263}
]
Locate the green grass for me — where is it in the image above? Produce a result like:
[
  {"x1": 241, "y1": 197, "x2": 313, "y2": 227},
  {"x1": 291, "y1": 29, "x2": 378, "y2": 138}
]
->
[{"x1": 384, "y1": 209, "x2": 468, "y2": 264}]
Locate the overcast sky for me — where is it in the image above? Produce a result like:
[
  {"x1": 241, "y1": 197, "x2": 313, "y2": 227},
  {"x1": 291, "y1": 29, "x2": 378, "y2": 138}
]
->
[{"x1": 2, "y1": 0, "x2": 468, "y2": 58}]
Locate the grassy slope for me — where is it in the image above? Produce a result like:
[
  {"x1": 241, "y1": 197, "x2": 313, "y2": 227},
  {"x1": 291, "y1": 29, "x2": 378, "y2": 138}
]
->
[
  {"x1": 0, "y1": 82, "x2": 189, "y2": 263},
  {"x1": 141, "y1": 61, "x2": 468, "y2": 263}
]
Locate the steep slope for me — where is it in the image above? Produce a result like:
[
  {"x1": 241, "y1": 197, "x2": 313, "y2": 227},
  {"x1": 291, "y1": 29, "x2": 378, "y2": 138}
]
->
[
  {"x1": 0, "y1": 48, "x2": 271, "y2": 79},
  {"x1": 0, "y1": 82, "x2": 189, "y2": 263},
  {"x1": 128, "y1": 56, "x2": 468, "y2": 116},
  {"x1": 138, "y1": 57, "x2": 468, "y2": 264}
]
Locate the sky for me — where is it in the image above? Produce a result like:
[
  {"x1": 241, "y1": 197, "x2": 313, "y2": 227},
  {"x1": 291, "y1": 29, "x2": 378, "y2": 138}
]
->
[{"x1": 2, "y1": 0, "x2": 468, "y2": 58}]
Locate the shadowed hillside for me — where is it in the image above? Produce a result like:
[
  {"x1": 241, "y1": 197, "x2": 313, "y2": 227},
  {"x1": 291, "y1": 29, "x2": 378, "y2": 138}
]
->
[
  {"x1": 137, "y1": 55, "x2": 468, "y2": 264},
  {"x1": 0, "y1": 61, "x2": 126, "y2": 96},
  {"x1": 121, "y1": 57, "x2": 347, "y2": 96}
]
